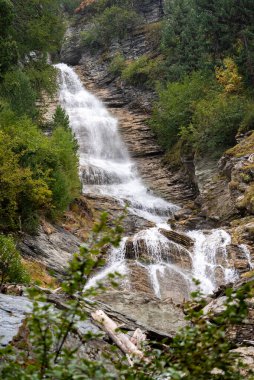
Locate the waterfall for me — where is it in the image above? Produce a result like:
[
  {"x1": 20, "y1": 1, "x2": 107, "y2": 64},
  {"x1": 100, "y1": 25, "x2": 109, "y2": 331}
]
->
[{"x1": 56, "y1": 63, "x2": 238, "y2": 298}]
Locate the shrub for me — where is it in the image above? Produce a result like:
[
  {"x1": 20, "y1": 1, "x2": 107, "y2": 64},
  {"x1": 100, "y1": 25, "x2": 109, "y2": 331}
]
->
[
  {"x1": 81, "y1": 5, "x2": 141, "y2": 49},
  {"x1": 108, "y1": 52, "x2": 126, "y2": 76},
  {"x1": 215, "y1": 58, "x2": 243, "y2": 94},
  {"x1": 0, "y1": 106, "x2": 80, "y2": 231},
  {"x1": 238, "y1": 102, "x2": 254, "y2": 134},
  {"x1": 121, "y1": 55, "x2": 164, "y2": 87},
  {"x1": 151, "y1": 71, "x2": 212, "y2": 150},
  {"x1": 61, "y1": 0, "x2": 81, "y2": 13},
  {"x1": 0, "y1": 70, "x2": 37, "y2": 117},
  {"x1": 190, "y1": 94, "x2": 246, "y2": 155},
  {"x1": 25, "y1": 63, "x2": 57, "y2": 98},
  {"x1": 0, "y1": 235, "x2": 30, "y2": 286},
  {"x1": 52, "y1": 105, "x2": 70, "y2": 130},
  {"x1": 49, "y1": 123, "x2": 80, "y2": 216}
]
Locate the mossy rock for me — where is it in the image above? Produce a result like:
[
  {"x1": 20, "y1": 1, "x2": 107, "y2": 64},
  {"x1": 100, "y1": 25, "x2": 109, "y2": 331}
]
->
[{"x1": 226, "y1": 132, "x2": 254, "y2": 157}]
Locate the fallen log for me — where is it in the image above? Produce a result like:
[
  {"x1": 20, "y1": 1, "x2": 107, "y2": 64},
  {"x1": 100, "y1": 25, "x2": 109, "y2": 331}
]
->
[{"x1": 91, "y1": 309, "x2": 145, "y2": 364}]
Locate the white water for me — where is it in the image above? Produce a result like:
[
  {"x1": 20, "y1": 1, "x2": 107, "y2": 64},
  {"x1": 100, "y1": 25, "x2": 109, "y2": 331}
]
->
[
  {"x1": 56, "y1": 63, "x2": 238, "y2": 298},
  {"x1": 240, "y1": 244, "x2": 254, "y2": 270}
]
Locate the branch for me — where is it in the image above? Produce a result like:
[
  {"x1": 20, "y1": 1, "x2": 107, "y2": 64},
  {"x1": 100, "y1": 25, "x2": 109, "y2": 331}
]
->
[{"x1": 91, "y1": 309, "x2": 145, "y2": 365}]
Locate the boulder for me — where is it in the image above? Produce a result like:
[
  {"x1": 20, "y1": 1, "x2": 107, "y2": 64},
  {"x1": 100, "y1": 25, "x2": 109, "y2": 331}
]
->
[
  {"x1": 124, "y1": 234, "x2": 193, "y2": 270},
  {"x1": 96, "y1": 290, "x2": 188, "y2": 337},
  {"x1": 18, "y1": 224, "x2": 81, "y2": 276}
]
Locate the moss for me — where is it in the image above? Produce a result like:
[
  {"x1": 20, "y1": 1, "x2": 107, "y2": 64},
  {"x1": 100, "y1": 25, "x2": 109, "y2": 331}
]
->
[
  {"x1": 238, "y1": 184, "x2": 254, "y2": 214},
  {"x1": 241, "y1": 270, "x2": 254, "y2": 279},
  {"x1": 229, "y1": 180, "x2": 240, "y2": 190},
  {"x1": 226, "y1": 131, "x2": 254, "y2": 157},
  {"x1": 162, "y1": 140, "x2": 183, "y2": 170}
]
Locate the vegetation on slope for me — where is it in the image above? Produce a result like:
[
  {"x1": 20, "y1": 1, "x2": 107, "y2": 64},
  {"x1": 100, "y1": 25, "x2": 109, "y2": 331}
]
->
[
  {"x1": 80, "y1": 0, "x2": 254, "y2": 160},
  {"x1": 0, "y1": 0, "x2": 80, "y2": 235}
]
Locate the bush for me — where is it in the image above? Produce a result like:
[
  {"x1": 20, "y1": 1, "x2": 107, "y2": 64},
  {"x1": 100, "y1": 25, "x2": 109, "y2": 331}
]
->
[
  {"x1": 0, "y1": 70, "x2": 37, "y2": 117},
  {"x1": 0, "y1": 0, "x2": 18, "y2": 76},
  {"x1": 49, "y1": 121, "x2": 80, "y2": 216},
  {"x1": 81, "y1": 5, "x2": 141, "y2": 49},
  {"x1": 108, "y1": 52, "x2": 126, "y2": 76},
  {"x1": 0, "y1": 235, "x2": 30, "y2": 286},
  {"x1": 0, "y1": 106, "x2": 80, "y2": 231},
  {"x1": 61, "y1": 0, "x2": 81, "y2": 13},
  {"x1": 238, "y1": 102, "x2": 254, "y2": 134},
  {"x1": 52, "y1": 105, "x2": 70, "y2": 130},
  {"x1": 190, "y1": 94, "x2": 246, "y2": 155},
  {"x1": 151, "y1": 71, "x2": 212, "y2": 149},
  {"x1": 25, "y1": 63, "x2": 57, "y2": 98},
  {"x1": 121, "y1": 55, "x2": 163, "y2": 87}
]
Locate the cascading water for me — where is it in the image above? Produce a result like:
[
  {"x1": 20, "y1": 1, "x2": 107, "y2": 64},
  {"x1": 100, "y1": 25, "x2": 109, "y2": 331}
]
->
[{"x1": 56, "y1": 63, "x2": 238, "y2": 298}]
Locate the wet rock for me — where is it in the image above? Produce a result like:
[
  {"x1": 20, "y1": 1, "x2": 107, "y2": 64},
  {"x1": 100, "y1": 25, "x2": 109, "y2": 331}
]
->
[
  {"x1": 124, "y1": 234, "x2": 193, "y2": 269},
  {"x1": 226, "y1": 244, "x2": 250, "y2": 272},
  {"x1": 127, "y1": 261, "x2": 154, "y2": 296},
  {"x1": 84, "y1": 193, "x2": 154, "y2": 235},
  {"x1": 124, "y1": 260, "x2": 191, "y2": 303},
  {"x1": 159, "y1": 228, "x2": 194, "y2": 248},
  {"x1": 155, "y1": 266, "x2": 191, "y2": 302},
  {"x1": 0, "y1": 295, "x2": 32, "y2": 346}
]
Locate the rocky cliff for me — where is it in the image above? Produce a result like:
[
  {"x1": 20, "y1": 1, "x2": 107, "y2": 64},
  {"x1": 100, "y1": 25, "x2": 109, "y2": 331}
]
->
[{"x1": 60, "y1": 0, "x2": 254, "y2": 245}]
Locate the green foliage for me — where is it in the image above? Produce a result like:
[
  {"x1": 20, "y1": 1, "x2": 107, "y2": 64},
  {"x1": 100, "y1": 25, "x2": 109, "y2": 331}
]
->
[
  {"x1": 239, "y1": 102, "x2": 254, "y2": 133},
  {"x1": 0, "y1": 220, "x2": 252, "y2": 379},
  {"x1": 109, "y1": 52, "x2": 126, "y2": 76},
  {"x1": 121, "y1": 55, "x2": 164, "y2": 88},
  {"x1": 0, "y1": 214, "x2": 124, "y2": 378},
  {"x1": 0, "y1": 106, "x2": 80, "y2": 232},
  {"x1": 53, "y1": 106, "x2": 70, "y2": 130},
  {"x1": 25, "y1": 63, "x2": 58, "y2": 98},
  {"x1": 162, "y1": 0, "x2": 254, "y2": 84},
  {"x1": 162, "y1": 0, "x2": 207, "y2": 81},
  {"x1": 49, "y1": 118, "x2": 80, "y2": 216},
  {"x1": 0, "y1": 70, "x2": 37, "y2": 117},
  {"x1": 0, "y1": 0, "x2": 14, "y2": 35},
  {"x1": 189, "y1": 94, "x2": 247, "y2": 155},
  {"x1": 151, "y1": 72, "x2": 212, "y2": 149},
  {"x1": 11, "y1": 0, "x2": 65, "y2": 58},
  {"x1": 61, "y1": 0, "x2": 81, "y2": 13},
  {"x1": 0, "y1": 235, "x2": 30, "y2": 286},
  {"x1": 81, "y1": 5, "x2": 141, "y2": 49},
  {"x1": 0, "y1": 0, "x2": 77, "y2": 233},
  {"x1": 0, "y1": 0, "x2": 18, "y2": 76}
]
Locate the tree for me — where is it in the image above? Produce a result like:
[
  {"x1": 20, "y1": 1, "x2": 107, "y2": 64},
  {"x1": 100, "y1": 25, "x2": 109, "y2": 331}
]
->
[
  {"x1": 0, "y1": 0, "x2": 18, "y2": 76},
  {"x1": 162, "y1": 0, "x2": 208, "y2": 80},
  {"x1": 11, "y1": 0, "x2": 65, "y2": 58},
  {"x1": 0, "y1": 235, "x2": 30, "y2": 286}
]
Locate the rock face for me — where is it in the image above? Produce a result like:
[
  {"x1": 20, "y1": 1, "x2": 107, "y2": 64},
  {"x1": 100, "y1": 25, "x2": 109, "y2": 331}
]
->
[
  {"x1": 18, "y1": 222, "x2": 81, "y2": 275},
  {"x1": 96, "y1": 290, "x2": 187, "y2": 337},
  {"x1": 60, "y1": 1, "x2": 195, "y2": 207},
  {"x1": 0, "y1": 295, "x2": 32, "y2": 346}
]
